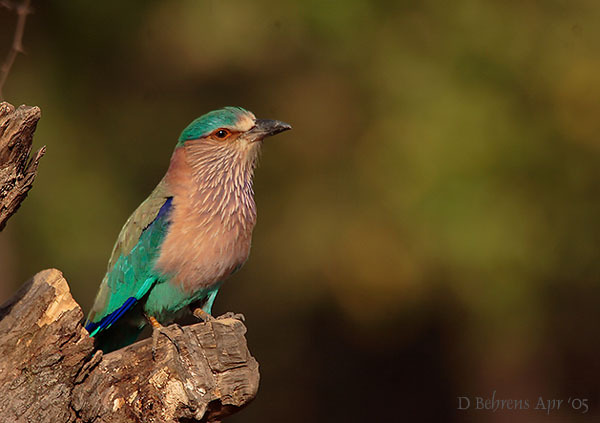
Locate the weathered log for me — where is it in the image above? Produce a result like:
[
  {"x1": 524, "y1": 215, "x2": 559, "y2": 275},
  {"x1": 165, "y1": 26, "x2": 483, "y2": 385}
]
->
[
  {"x1": 0, "y1": 269, "x2": 259, "y2": 423},
  {"x1": 0, "y1": 101, "x2": 45, "y2": 231},
  {"x1": 0, "y1": 269, "x2": 93, "y2": 423}
]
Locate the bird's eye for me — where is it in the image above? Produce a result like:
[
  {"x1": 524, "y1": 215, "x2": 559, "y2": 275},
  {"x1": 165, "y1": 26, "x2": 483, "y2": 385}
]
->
[{"x1": 214, "y1": 129, "x2": 231, "y2": 140}]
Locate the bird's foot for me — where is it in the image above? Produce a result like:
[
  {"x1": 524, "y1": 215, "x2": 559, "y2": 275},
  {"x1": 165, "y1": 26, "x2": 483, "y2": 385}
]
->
[
  {"x1": 192, "y1": 308, "x2": 245, "y2": 323},
  {"x1": 147, "y1": 315, "x2": 180, "y2": 361},
  {"x1": 217, "y1": 311, "x2": 245, "y2": 322},
  {"x1": 192, "y1": 308, "x2": 215, "y2": 323}
]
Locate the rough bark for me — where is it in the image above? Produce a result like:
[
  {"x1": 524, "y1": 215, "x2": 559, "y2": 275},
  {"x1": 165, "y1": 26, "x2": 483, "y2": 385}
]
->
[
  {"x1": 0, "y1": 101, "x2": 45, "y2": 231},
  {"x1": 0, "y1": 269, "x2": 259, "y2": 423}
]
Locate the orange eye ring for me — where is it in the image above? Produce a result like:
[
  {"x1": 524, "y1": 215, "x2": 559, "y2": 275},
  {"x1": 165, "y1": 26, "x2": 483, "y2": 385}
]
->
[{"x1": 213, "y1": 128, "x2": 232, "y2": 140}]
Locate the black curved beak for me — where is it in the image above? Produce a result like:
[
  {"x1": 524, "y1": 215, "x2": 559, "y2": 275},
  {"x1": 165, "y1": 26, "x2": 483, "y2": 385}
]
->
[{"x1": 249, "y1": 119, "x2": 292, "y2": 141}]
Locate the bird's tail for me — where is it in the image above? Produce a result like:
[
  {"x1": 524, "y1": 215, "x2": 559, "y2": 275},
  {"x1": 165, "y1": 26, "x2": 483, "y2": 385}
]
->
[{"x1": 92, "y1": 320, "x2": 144, "y2": 353}]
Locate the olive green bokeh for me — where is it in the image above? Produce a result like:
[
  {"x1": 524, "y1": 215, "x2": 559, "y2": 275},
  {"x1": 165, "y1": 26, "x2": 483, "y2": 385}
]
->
[{"x1": 1, "y1": 1, "x2": 599, "y2": 421}]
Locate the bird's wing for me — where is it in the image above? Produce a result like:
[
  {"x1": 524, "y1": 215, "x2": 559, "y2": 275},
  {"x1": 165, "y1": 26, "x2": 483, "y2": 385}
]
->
[
  {"x1": 107, "y1": 180, "x2": 172, "y2": 271},
  {"x1": 85, "y1": 181, "x2": 173, "y2": 336}
]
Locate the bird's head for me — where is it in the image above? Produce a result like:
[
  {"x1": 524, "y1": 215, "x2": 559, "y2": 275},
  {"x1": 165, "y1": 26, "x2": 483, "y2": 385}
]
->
[
  {"x1": 177, "y1": 107, "x2": 290, "y2": 169},
  {"x1": 170, "y1": 107, "x2": 290, "y2": 217}
]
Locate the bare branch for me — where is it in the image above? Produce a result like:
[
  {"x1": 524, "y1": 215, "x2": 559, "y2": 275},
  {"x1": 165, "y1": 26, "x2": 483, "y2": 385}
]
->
[
  {"x1": 0, "y1": 1, "x2": 14, "y2": 10},
  {"x1": 0, "y1": 0, "x2": 32, "y2": 100},
  {"x1": 0, "y1": 101, "x2": 45, "y2": 231}
]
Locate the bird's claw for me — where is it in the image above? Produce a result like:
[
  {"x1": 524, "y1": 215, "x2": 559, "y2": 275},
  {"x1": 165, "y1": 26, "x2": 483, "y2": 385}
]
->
[
  {"x1": 151, "y1": 324, "x2": 181, "y2": 361},
  {"x1": 192, "y1": 309, "x2": 245, "y2": 323},
  {"x1": 217, "y1": 311, "x2": 245, "y2": 322}
]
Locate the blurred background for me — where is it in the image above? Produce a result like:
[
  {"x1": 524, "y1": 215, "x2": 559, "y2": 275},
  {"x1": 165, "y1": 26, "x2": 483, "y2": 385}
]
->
[{"x1": 1, "y1": 0, "x2": 600, "y2": 421}]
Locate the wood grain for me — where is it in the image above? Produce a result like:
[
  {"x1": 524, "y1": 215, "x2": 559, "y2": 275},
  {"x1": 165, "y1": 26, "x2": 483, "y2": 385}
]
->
[{"x1": 0, "y1": 269, "x2": 259, "y2": 422}]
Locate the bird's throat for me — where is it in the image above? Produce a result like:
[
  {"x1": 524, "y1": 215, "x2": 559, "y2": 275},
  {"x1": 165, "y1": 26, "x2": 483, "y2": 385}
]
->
[
  {"x1": 156, "y1": 143, "x2": 258, "y2": 292},
  {"x1": 185, "y1": 141, "x2": 258, "y2": 223}
]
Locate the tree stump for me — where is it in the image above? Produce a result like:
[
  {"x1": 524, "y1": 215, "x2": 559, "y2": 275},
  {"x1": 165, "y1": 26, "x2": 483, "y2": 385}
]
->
[{"x1": 0, "y1": 269, "x2": 259, "y2": 422}]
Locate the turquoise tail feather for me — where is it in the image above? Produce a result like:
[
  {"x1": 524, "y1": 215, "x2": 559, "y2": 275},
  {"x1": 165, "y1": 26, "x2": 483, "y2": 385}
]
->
[{"x1": 93, "y1": 318, "x2": 145, "y2": 353}]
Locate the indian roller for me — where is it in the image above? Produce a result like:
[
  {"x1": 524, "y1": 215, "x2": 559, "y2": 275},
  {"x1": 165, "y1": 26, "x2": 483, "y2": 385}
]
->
[{"x1": 84, "y1": 107, "x2": 291, "y2": 352}]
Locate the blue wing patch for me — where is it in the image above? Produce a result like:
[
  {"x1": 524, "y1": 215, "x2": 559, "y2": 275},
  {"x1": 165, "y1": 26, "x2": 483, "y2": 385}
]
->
[{"x1": 152, "y1": 197, "x2": 173, "y2": 227}]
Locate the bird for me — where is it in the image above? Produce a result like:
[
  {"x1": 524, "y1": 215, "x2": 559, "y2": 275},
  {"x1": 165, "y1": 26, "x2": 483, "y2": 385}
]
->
[{"x1": 84, "y1": 106, "x2": 291, "y2": 352}]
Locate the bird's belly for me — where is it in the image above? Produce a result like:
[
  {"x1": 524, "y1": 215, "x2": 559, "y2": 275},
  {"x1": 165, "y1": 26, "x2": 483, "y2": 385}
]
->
[
  {"x1": 154, "y1": 223, "x2": 252, "y2": 293},
  {"x1": 143, "y1": 280, "x2": 215, "y2": 323},
  {"x1": 146, "y1": 232, "x2": 249, "y2": 322}
]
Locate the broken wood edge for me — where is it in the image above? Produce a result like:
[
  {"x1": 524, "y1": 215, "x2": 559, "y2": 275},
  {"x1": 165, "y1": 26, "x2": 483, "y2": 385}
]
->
[{"x1": 0, "y1": 269, "x2": 259, "y2": 423}]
